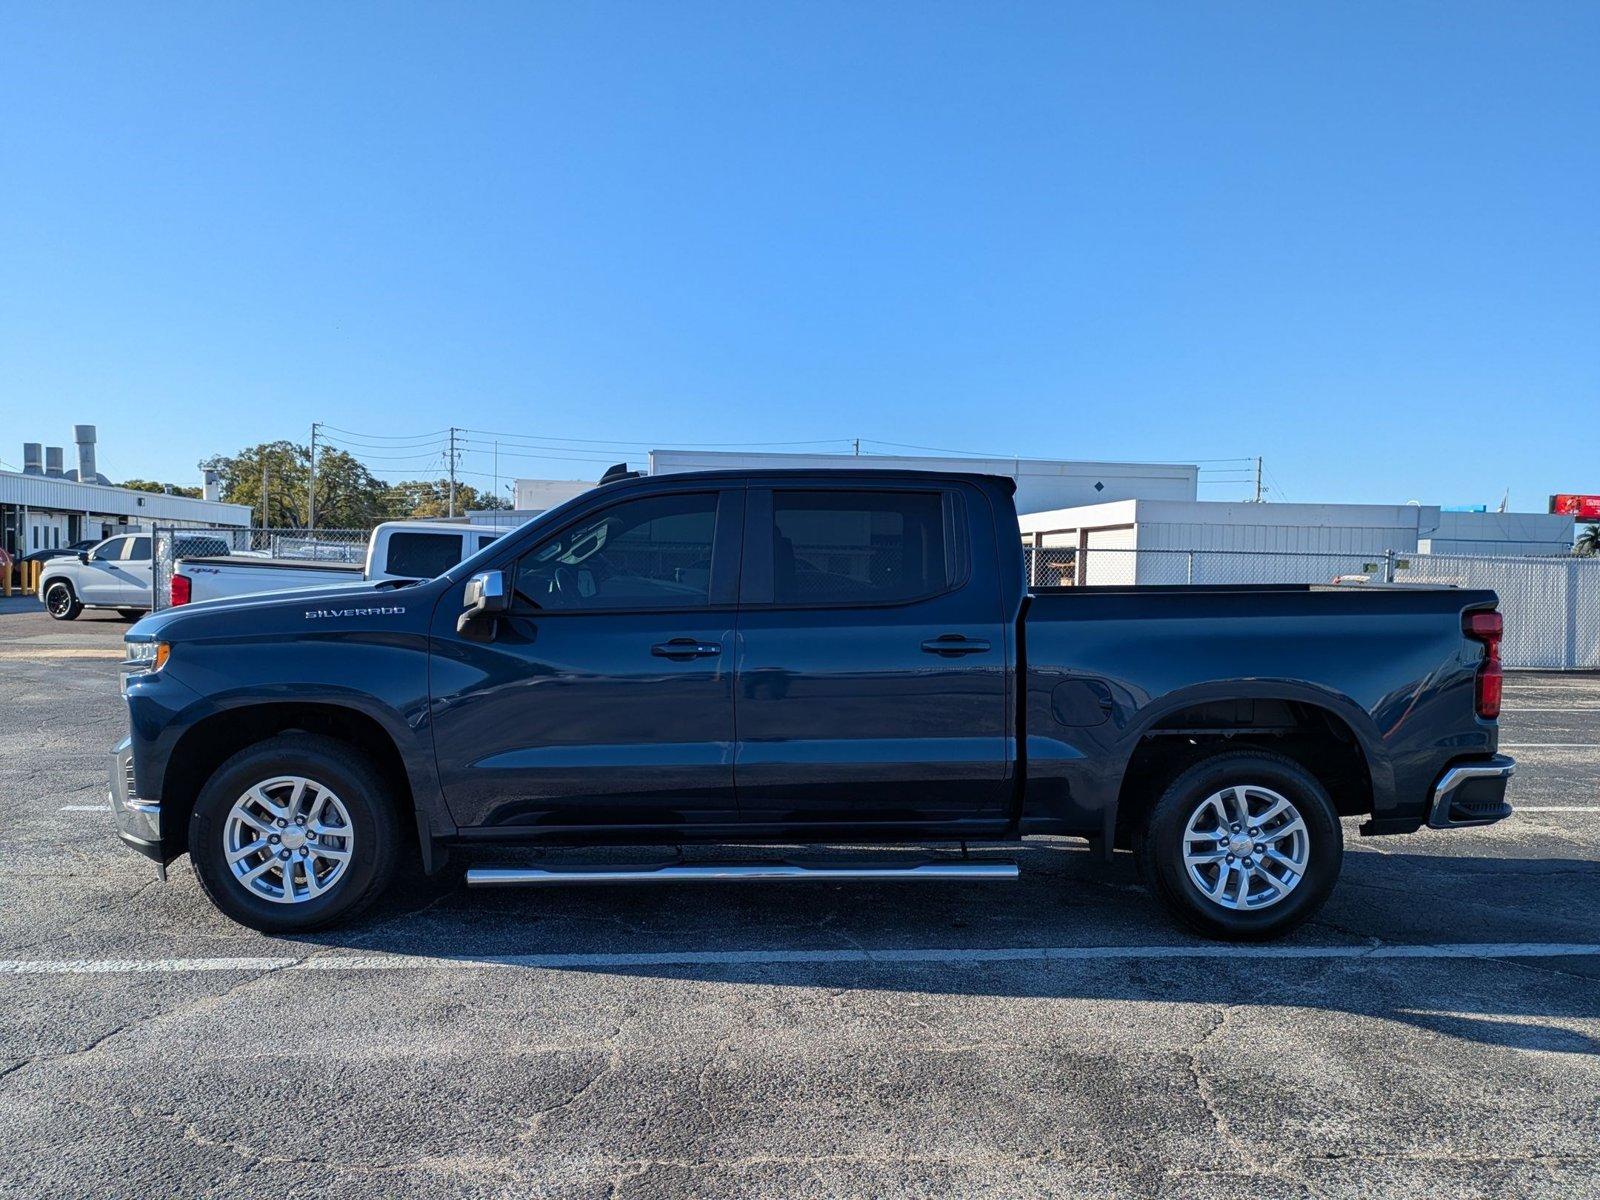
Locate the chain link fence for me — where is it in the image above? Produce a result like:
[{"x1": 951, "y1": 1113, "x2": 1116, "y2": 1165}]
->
[
  {"x1": 151, "y1": 527, "x2": 371, "y2": 610},
  {"x1": 1022, "y1": 545, "x2": 1600, "y2": 669}
]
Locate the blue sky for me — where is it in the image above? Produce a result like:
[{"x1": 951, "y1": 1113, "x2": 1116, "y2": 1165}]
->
[{"x1": 2, "y1": 2, "x2": 1595, "y2": 509}]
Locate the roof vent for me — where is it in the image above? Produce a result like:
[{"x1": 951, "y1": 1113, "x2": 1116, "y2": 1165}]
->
[
  {"x1": 22, "y1": 443, "x2": 43, "y2": 475},
  {"x1": 68, "y1": 424, "x2": 107, "y2": 484},
  {"x1": 44, "y1": 447, "x2": 65, "y2": 477}
]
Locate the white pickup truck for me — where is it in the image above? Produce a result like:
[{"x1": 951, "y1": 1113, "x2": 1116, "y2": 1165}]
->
[{"x1": 171, "y1": 521, "x2": 514, "y2": 606}]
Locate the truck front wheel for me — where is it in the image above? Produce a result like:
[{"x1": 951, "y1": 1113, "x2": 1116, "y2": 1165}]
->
[
  {"x1": 1135, "y1": 750, "x2": 1343, "y2": 941},
  {"x1": 188, "y1": 734, "x2": 401, "y2": 933},
  {"x1": 44, "y1": 581, "x2": 82, "y2": 620}
]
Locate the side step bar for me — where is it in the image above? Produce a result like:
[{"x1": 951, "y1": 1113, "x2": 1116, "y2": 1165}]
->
[{"x1": 466, "y1": 861, "x2": 1019, "y2": 887}]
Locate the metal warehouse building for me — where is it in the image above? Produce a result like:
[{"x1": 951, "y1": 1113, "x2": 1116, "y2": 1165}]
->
[
  {"x1": 1019, "y1": 498, "x2": 1576, "y2": 586},
  {"x1": 2, "y1": 427, "x2": 251, "y2": 558},
  {"x1": 647, "y1": 449, "x2": 1199, "y2": 513}
]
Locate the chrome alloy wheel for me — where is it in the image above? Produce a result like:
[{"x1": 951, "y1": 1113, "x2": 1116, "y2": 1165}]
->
[
  {"x1": 223, "y1": 776, "x2": 355, "y2": 904},
  {"x1": 1181, "y1": 784, "x2": 1310, "y2": 912}
]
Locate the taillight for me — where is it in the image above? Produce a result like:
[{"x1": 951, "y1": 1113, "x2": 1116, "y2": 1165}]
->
[
  {"x1": 1464, "y1": 609, "x2": 1502, "y2": 719},
  {"x1": 170, "y1": 574, "x2": 191, "y2": 606}
]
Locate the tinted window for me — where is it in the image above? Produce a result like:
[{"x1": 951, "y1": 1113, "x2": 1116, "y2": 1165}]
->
[
  {"x1": 515, "y1": 493, "x2": 717, "y2": 611},
  {"x1": 385, "y1": 532, "x2": 462, "y2": 579},
  {"x1": 126, "y1": 537, "x2": 152, "y2": 561},
  {"x1": 95, "y1": 537, "x2": 130, "y2": 561},
  {"x1": 771, "y1": 491, "x2": 948, "y2": 605},
  {"x1": 477, "y1": 534, "x2": 501, "y2": 552}
]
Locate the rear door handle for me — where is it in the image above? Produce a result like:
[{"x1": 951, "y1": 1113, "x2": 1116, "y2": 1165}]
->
[
  {"x1": 652, "y1": 638, "x2": 722, "y2": 660},
  {"x1": 921, "y1": 634, "x2": 992, "y2": 657}
]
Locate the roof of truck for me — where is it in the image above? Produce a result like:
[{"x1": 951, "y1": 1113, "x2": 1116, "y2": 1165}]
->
[{"x1": 600, "y1": 467, "x2": 1019, "y2": 493}]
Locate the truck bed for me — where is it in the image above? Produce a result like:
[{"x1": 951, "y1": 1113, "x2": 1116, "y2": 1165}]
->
[
  {"x1": 1019, "y1": 582, "x2": 1499, "y2": 838},
  {"x1": 181, "y1": 556, "x2": 362, "y2": 572}
]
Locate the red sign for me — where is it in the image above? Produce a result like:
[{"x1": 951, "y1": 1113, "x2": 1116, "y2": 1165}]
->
[{"x1": 1550, "y1": 494, "x2": 1600, "y2": 521}]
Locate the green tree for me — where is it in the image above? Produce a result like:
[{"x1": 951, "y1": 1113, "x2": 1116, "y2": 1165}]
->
[
  {"x1": 383, "y1": 479, "x2": 509, "y2": 519},
  {"x1": 1577, "y1": 525, "x2": 1600, "y2": 556},
  {"x1": 204, "y1": 442, "x2": 394, "y2": 529},
  {"x1": 120, "y1": 478, "x2": 203, "y2": 499}
]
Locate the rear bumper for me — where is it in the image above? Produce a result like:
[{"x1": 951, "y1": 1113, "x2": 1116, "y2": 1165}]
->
[
  {"x1": 1359, "y1": 753, "x2": 1515, "y2": 836},
  {"x1": 1426, "y1": 754, "x2": 1515, "y2": 829},
  {"x1": 108, "y1": 736, "x2": 164, "y2": 862}
]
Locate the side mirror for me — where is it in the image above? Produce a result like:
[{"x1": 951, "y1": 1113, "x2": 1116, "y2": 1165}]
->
[
  {"x1": 78, "y1": 551, "x2": 91, "y2": 563},
  {"x1": 457, "y1": 569, "x2": 510, "y2": 637}
]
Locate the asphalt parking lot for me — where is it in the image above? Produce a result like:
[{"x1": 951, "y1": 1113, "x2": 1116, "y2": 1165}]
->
[{"x1": 2, "y1": 602, "x2": 1598, "y2": 1199}]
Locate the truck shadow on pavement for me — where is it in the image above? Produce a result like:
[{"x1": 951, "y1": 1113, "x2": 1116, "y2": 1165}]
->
[{"x1": 278, "y1": 842, "x2": 1600, "y2": 1056}]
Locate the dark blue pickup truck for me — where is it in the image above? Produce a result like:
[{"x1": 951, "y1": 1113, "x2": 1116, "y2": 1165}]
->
[{"x1": 112, "y1": 468, "x2": 1513, "y2": 939}]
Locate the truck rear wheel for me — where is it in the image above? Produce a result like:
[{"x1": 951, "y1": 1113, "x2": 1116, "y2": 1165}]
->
[
  {"x1": 1135, "y1": 750, "x2": 1342, "y2": 941},
  {"x1": 45, "y1": 581, "x2": 82, "y2": 620},
  {"x1": 188, "y1": 734, "x2": 401, "y2": 933}
]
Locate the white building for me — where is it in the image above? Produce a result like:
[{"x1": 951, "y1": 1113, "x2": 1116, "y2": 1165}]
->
[
  {"x1": 1019, "y1": 498, "x2": 1575, "y2": 586},
  {"x1": 646, "y1": 449, "x2": 1198, "y2": 514},
  {"x1": 1421, "y1": 509, "x2": 1575, "y2": 556},
  {"x1": 512, "y1": 478, "x2": 596, "y2": 514},
  {"x1": 2, "y1": 427, "x2": 251, "y2": 558}
]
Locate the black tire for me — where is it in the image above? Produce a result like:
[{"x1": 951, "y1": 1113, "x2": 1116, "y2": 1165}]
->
[
  {"x1": 1134, "y1": 750, "x2": 1343, "y2": 941},
  {"x1": 116, "y1": 608, "x2": 145, "y2": 621},
  {"x1": 188, "y1": 733, "x2": 402, "y2": 933},
  {"x1": 44, "y1": 580, "x2": 82, "y2": 620}
]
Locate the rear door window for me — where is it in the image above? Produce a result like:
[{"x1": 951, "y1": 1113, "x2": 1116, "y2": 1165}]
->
[
  {"x1": 384, "y1": 532, "x2": 462, "y2": 579},
  {"x1": 769, "y1": 490, "x2": 950, "y2": 606},
  {"x1": 126, "y1": 537, "x2": 152, "y2": 561}
]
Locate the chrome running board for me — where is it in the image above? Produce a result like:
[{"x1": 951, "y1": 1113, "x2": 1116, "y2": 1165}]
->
[{"x1": 465, "y1": 861, "x2": 1019, "y2": 887}]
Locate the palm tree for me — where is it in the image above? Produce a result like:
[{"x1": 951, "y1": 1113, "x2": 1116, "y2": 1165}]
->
[{"x1": 1576, "y1": 525, "x2": 1600, "y2": 556}]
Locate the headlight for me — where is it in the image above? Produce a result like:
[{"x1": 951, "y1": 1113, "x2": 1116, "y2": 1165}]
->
[{"x1": 125, "y1": 640, "x2": 169, "y2": 672}]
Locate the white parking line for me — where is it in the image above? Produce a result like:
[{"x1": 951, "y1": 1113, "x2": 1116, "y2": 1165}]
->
[
  {"x1": 1500, "y1": 743, "x2": 1600, "y2": 749},
  {"x1": 59, "y1": 805, "x2": 110, "y2": 812},
  {"x1": 1515, "y1": 806, "x2": 1600, "y2": 813},
  {"x1": 5, "y1": 942, "x2": 1600, "y2": 975}
]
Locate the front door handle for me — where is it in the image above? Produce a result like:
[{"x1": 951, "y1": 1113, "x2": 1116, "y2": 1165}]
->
[
  {"x1": 921, "y1": 634, "x2": 992, "y2": 657},
  {"x1": 652, "y1": 638, "x2": 722, "y2": 660}
]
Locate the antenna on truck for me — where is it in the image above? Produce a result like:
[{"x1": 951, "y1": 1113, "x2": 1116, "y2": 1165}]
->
[{"x1": 598, "y1": 462, "x2": 645, "y2": 485}]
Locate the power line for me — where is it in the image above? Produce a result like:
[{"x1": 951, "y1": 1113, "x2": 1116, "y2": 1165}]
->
[
  {"x1": 861, "y1": 438, "x2": 1256, "y2": 465},
  {"x1": 459, "y1": 428, "x2": 849, "y2": 450},
  {"x1": 319, "y1": 424, "x2": 451, "y2": 442}
]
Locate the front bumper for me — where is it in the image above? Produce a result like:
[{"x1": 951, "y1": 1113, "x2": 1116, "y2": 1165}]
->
[
  {"x1": 1427, "y1": 754, "x2": 1516, "y2": 829},
  {"x1": 108, "y1": 736, "x2": 164, "y2": 862}
]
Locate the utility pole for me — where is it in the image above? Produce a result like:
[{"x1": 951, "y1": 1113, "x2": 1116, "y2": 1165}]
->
[
  {"x1": 261, "y1": 456, "x2": 268, "y2": 532},
  {"x1": 307, "y1": 422, "x2": 319, "y2": 531},
  {"x1": 447, "y1": 427, "x2": 459, "y2": 518},
  {"x1": 1254, "y1": 456, "x2": 1264, "y2": 503},
  {"x1": 493, "y1": 440, "x2": 499, "y2": 511},
  {"x1": 853, "y1": 438, "x2": 860, "y2": 456}
]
